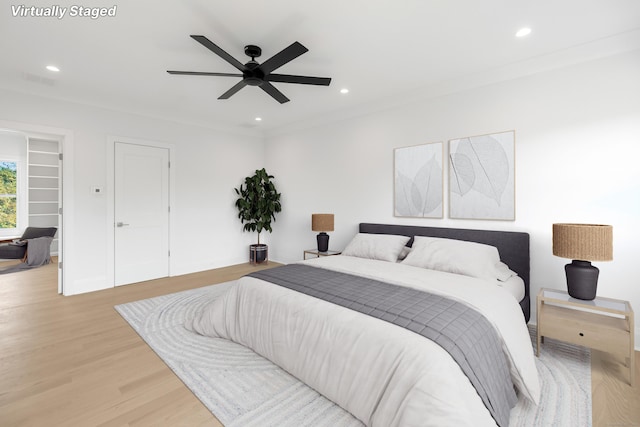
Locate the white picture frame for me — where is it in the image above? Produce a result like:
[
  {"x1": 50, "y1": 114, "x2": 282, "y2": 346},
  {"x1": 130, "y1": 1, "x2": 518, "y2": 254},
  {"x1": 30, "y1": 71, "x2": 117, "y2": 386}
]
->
[
  {"x1": 448, "y1": 130, "x2": 515, "y2": 220},
  {"x1": 394, "y1": 142, "x2": 443, "y2": 218}
]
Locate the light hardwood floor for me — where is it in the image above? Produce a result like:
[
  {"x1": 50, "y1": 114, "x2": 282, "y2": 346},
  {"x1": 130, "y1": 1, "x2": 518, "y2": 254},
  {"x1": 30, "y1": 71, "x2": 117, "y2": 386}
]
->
[{"x1": 0, "y1": 259, "x2": 638, "y2": 426}]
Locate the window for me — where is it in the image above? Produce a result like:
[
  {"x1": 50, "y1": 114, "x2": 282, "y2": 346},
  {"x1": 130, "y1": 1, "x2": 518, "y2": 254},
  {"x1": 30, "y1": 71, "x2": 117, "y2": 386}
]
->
[{"x1": 0, "y1": 161, "x2": 18, "y2": 229}]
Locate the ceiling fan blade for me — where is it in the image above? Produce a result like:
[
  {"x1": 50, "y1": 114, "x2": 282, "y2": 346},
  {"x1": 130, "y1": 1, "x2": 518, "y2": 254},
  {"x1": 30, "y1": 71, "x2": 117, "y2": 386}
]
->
[
  {"x1": 190, "y1": 35, "x2": 246, "y2": 72},
  {"x1": 259, "y1": 41, "x2": 308, "y2": 75},
  {"x1": 218, "y1": 80, "x2": 249, "y2": 99},
  {"x1": 167, "y1": 71, "x2": 243, "y2": 77},
  {"x1": 266, "y1": 74, "x2": 331, "y2": 86},
  {"x1": 260, "y1": 82, "x2": 290, "y2": 104}
]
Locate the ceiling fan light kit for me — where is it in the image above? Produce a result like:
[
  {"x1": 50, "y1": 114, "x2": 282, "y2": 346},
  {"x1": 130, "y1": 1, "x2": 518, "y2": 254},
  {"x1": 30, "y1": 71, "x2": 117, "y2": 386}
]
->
[{"x1": 167, "y1": 35, "x2": 332, "y2": 104}]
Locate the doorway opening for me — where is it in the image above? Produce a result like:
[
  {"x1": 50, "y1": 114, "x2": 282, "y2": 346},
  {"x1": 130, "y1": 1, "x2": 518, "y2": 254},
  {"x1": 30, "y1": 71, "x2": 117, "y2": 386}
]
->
[{"x1": 0, "y1": 127, "x2": 65, "y2": 294}]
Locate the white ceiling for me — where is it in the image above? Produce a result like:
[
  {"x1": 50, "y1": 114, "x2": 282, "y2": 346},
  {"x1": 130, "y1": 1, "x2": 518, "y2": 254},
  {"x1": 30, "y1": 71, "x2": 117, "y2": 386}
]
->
[{"x1": 1, "y1": 0, "x2": 639, "y2": 135}]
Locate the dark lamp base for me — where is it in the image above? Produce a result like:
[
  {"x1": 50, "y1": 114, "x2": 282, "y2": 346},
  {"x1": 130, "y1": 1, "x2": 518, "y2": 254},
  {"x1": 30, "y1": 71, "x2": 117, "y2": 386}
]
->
[
  {"x1": 316, "y1": 232, "x2": 329, "y2": 253},
  {"x1": 565, "y1": 260, "x2": 599, "y2": 300}
]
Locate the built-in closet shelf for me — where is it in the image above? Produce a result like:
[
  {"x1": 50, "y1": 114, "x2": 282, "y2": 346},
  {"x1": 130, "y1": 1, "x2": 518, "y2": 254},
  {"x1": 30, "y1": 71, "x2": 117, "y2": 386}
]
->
[
  {"x1": 28, "y1": 150, "x2": 58, "y2": 155},
  {"x1": 28, "y1": 139, "x2": 60, "y2": 233}
]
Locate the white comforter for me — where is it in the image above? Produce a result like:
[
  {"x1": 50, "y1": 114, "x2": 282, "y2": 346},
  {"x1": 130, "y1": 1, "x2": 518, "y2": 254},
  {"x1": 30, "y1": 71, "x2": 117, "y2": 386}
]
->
[{"x1": 187, "y1": 256, "x2": 540, "y2": 427}]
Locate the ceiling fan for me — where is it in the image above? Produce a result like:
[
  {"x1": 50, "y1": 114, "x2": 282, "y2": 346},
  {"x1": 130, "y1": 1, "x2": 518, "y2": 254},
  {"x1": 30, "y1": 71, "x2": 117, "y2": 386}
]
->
[{"x1": 167, "y1": 35, "x2": 332, "y2": 104}]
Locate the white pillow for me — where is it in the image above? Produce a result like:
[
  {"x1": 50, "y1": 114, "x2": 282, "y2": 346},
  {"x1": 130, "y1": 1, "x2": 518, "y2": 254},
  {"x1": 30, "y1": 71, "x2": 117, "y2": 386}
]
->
[
  {"x1": 401, "y1": 236, "x2": 502, "y2": 280},
  {"x1": 342, "y1": 233, "x2": 411, "y2": 263},
  {"x1": 495, "y1": 261, "x2": 518, "y2": 281}
]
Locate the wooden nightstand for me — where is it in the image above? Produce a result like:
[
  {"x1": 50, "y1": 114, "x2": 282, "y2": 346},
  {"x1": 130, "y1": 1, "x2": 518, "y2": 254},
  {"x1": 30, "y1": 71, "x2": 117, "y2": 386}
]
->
[
  {"x1": 537, "y1": 288, "x2": 635, "y2": 385},
  {"x1": 303, "y1": 249, "x2": 341, "y2": 260}
]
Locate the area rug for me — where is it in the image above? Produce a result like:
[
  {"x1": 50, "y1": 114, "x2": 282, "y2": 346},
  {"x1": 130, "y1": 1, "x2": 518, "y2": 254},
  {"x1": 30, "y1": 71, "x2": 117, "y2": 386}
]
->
[{"x1": 115, "y1": 282, "x2": 592, "y2": 427}]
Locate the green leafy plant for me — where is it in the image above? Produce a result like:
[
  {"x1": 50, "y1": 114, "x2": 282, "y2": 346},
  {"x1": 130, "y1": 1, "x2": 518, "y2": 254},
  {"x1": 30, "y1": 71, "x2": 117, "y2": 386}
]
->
[{"x1": 234, "y1": 168, "x2": 282, "y2": 245}]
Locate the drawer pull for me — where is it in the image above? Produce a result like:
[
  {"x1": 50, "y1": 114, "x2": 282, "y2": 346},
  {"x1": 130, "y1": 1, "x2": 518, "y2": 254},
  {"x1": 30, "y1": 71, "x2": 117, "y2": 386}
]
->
[{"x1": 579, "y1": 332, "x2": 584, "y2": 337}]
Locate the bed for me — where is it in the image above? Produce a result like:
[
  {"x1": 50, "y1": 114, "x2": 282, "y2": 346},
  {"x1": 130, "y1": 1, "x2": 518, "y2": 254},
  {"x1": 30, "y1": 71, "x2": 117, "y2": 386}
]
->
[
  {"x1": 358, "y1": 223, "x2": 531, "y2": 322},
  {"x1": 187, "y1": 223, "x2": 539, "y2": 427}
]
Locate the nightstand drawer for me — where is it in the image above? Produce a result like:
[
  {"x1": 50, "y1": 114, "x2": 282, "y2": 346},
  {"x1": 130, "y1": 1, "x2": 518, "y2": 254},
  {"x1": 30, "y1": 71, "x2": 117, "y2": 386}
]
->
[{"x1": 539, "y1": 304, "x2": 630, "y2": 357}]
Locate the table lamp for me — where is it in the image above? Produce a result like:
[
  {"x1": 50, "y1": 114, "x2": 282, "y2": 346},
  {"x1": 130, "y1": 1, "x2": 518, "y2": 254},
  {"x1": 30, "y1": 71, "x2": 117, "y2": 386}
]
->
[
  {"x1": 552, "y1": 223, "x2": 613, "y2": 300},
  {"x1": 312, "y1": 213, "x2": 334, "y2": 252}
]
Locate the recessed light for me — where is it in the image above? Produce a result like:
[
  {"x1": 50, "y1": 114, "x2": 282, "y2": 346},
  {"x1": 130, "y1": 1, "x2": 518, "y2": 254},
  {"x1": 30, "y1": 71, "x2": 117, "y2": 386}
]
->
[
  {"x1": 515, "y1": 28, "x2": 531, "y2": 38},
  {"x1": 46, "y1": 65, "x2": 60, "y2": 72},
  {"x1": 340, "y1": 88, "x2": 349, "y2": 94},
  {"x1": 255, "y1": 117, "x2": 262, "y2": 122}
]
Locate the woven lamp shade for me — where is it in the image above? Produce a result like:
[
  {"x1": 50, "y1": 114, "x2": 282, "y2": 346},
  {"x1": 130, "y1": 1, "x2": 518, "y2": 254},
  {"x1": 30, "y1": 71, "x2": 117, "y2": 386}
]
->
[
  {"x1": 552, "y1": 223, "x2": 613, "y2": 261},
  {"x1": 312, "y1": 214, "x2": 334, "y2": 232}
]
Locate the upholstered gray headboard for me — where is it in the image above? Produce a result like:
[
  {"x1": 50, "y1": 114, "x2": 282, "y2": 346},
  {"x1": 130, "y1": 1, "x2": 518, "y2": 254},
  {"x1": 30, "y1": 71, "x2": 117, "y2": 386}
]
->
[{"x1": 359, "y1": 223, "x2": 531, "y2": 322}]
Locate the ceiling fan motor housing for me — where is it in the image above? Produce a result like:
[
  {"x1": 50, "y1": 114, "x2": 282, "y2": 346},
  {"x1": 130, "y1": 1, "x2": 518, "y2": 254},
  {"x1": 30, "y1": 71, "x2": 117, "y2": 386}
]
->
[{"x1": 243, "y1": 61, "x2": 264, "y2": 86}]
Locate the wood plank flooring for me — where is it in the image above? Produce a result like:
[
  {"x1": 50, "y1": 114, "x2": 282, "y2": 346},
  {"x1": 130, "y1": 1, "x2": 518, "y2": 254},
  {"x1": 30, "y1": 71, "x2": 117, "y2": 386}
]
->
[
  {"x1": 0, "y1": 259, "x2": 275, "y2": 426},
  {"x1": 0, "y1": 259, "x2": 638, "y2": 426}
]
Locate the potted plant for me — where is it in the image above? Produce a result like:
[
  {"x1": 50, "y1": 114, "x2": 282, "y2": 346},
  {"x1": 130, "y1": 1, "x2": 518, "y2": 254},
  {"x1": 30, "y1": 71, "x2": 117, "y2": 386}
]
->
[{"x1": 234, "y1": 168, "x2": 282, "y2": 263}]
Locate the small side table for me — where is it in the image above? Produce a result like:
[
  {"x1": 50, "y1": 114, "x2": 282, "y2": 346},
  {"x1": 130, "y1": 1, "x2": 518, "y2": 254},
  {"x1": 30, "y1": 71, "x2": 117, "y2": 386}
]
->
[
  {"x1": 537, "y1": 288, "x2": 635, "y2": 385},
  {"x1": 303, "y1": 249, "x2": 341, "y2": 260}
]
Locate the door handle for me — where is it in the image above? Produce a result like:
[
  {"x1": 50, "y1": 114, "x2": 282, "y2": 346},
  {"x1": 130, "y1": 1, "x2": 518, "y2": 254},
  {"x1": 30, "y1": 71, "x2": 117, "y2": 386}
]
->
[{"x1": 116, "y1": 222, "x2": 130, "y2": 227}]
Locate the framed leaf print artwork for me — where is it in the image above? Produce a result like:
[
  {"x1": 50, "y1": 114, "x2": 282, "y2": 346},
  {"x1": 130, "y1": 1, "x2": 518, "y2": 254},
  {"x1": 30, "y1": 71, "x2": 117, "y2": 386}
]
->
[
  {"x1": 394, "y1": 142, "x2": 443, "y2": 218},
  {"x1": 448, "y1": 130, "x2": 515, "y2": 220}
]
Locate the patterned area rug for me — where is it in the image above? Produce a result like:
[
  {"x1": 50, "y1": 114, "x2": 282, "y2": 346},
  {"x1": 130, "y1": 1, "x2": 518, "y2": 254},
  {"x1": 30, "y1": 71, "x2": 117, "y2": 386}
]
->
[{"x1": 115, "y1": 282, "x2": 591, "y2": 427}]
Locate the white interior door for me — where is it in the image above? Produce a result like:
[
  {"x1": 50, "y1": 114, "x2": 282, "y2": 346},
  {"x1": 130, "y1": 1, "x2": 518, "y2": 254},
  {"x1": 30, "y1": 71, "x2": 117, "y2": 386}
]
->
[{"x1": 114, "y1": 142, "x2": 169, "y2": 286}]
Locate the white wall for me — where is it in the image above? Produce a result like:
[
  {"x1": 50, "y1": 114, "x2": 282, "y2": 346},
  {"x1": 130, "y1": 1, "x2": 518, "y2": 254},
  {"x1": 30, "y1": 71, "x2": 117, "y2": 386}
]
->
[
  {"x1": 264, "y1": 50, "x2": 640, "y2": 344},
  {"x1": 0, "y1": 89, "x2": 265, "y2": 295}
]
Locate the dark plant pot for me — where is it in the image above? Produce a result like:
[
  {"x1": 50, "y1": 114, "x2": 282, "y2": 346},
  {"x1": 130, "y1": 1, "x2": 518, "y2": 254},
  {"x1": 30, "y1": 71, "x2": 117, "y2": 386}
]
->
[{"x1": 250, "y1": 244, "x2": 268, "y2": 264}]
